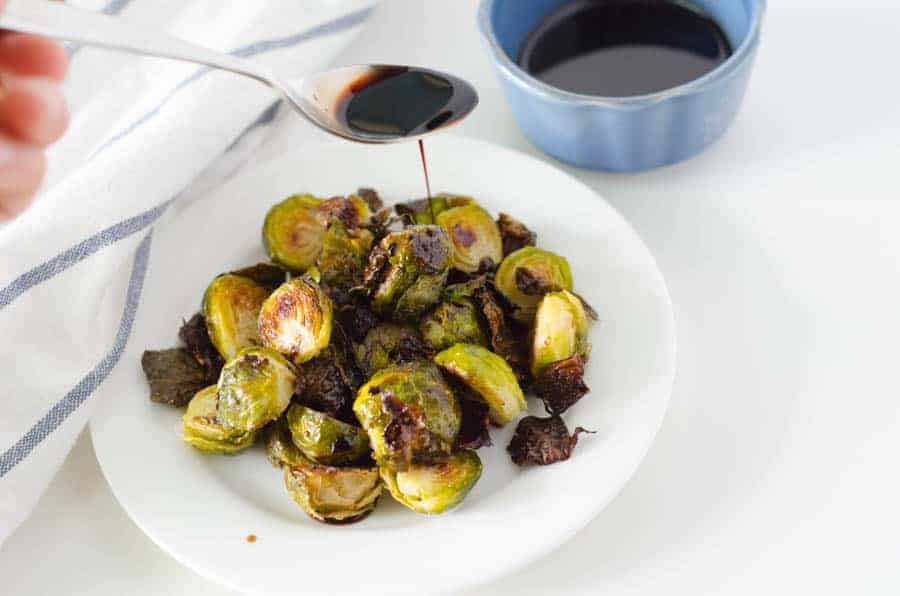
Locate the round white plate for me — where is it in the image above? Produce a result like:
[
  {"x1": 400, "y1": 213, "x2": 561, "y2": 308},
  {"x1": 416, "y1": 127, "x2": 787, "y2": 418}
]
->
[{"x1": 91, "y1": 135, "x2": 675, "y2": 595}]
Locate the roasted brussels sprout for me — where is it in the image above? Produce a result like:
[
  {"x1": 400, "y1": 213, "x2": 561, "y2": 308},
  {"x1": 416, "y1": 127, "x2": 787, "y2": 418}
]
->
[
  {"x1": 419, "y1": 297, "x2": 487, "y2": 351},
  {"x1": 258, "y1": 277, "x2": 333, "y2": 365},
  {"x1": 142, "y1": 348, "x2": 209, "y2": 407},
  {"x1": 532, "y1": 354, "x2": 589, "y2": 415},
  {"x1": 316, "y1": 220, "x2": 373, "y2": 299},
  {"x1": 434, "y1": 344, "x2": 526, "y2": 426},
  {"x1": 395, "y1": 194, "x2": 474, "y2": 225},
  {"x1": 285, "y1": 404, "x2": 370, "y2": 465},
  {"x1": 455, "y1": 394, "x2": 492, "y2": 450},
  {"x1": 495, "y1": 247, "x2": 573, "y2": 322},
  {"x1": 497, "y1": 212, "x2": 536, "y2": 257},
  {"x1": 354, "y1": 323, "x2": 433, "y2": 378},
  {"x1": 531, "y1": 290, "x2": 590, "y2": 376},
  {"x1": 435, "y1": 204, "x2": 503, "y2": 273},
  {"x1": 216, "y1": 346, "x2": 296, "y2": 431},
  {"x1": 283, "y1": 460, "x2": 381, "y2": 524},
  {"x1": 262, "y1": 193, "x2": 326, "y2": 271},
  {"x1": 294, "y1": 340, "x2": 362, "y2": 423},
  {"x1": 380, "y1": 450, "x2": 482, "y2": 514},
  {"x1": 317, "y1": 194, "x2": 373, "y2": 230},
  {"x1": 353, "y1": 362, "x2": 461, "y2": 468},
  {"x1": 178, "y1": 313, "x2": 224, "y2": 382},
  {"x1": 363, "y1": 225, "x2": 453, "y2": 320},
  {"x1": 202, "y1": 274, "x2": 270, "y2": 360},
  {"x1": 182, "y1": 386, "x2": 256, "y2": 453},
  {"x1": 267, "y1": 421, "x2": 381, "y2": 523},
  {"x1": 229, "y1": 262, "x2": 289, "y2": 291},
  {"x1": 507, "y1": 415, "x2": 591, "y2": 466}
]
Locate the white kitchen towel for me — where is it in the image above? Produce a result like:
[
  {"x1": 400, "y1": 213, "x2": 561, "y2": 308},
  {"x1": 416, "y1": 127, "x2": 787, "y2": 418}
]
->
[{"x1": 0, "y1": 0, "x2": 376, "y2": 543}]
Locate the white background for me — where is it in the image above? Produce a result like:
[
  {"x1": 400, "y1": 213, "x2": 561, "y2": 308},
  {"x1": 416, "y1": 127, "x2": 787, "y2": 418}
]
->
[{"x1": 3, "y1": 0, "x2": 900, "y2": 594}]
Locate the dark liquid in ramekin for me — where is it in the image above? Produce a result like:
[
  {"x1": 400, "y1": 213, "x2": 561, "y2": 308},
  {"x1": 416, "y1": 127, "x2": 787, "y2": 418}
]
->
[{"x1": 518, "y1": 0, "x2": 733, "y2": 97}]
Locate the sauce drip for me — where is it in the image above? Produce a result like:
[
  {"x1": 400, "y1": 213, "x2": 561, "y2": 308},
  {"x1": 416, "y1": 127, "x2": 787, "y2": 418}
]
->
[{"x1": 518, "y1": 0, "x2": 732, "y2": 97}]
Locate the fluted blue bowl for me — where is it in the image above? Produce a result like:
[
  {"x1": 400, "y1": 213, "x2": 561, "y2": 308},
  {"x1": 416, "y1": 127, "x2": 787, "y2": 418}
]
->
[{"x1": 477, "y1": 0, "x2": 766, "y2": 171}]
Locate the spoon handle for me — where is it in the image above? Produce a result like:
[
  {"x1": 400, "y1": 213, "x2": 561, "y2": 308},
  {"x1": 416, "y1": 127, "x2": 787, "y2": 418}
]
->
[{"x1": 0, "y1": 0, "x2": 277, "y2": 88}]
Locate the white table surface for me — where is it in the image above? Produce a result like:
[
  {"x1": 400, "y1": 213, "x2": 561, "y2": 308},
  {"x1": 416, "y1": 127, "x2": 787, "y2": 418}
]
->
[{"x1": 3, "y1": 0, "x2": 900, "y2": 594}]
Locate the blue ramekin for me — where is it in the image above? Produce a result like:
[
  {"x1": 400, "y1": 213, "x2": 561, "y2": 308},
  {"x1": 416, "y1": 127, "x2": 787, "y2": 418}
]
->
[{"x1": 478, "y1": 0, "x2": 766, "y2": 172}]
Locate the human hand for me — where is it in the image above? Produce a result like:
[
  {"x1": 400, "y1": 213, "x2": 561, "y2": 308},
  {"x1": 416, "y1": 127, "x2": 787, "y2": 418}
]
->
[{"x1": 0, "y1": 0, "x2": 69, "y2": 221}]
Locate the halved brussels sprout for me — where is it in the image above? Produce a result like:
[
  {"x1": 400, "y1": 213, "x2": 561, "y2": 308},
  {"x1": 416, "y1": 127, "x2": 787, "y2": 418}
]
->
[
  {"x1": 395, "y1": 194, "x2": 474, "y2": 225},
  {"x1": 316, "y1": 220, "x2": 373, "y2": 298},
  {"x1": 285, "y1": 404, "x2": 370, "y2": 465},
  {"x1": 353, "y1": 362, "x2": 461, "y2": 468},
  {"x1": 434, "y1": 343, "x2": 526, "y2": 426},
  {"x1": 354, "y1": 323, "x2": 432, "y2": 378},
  {"x1": 216, "y1": 346, "x2": 296, "y2": 431},
  {"x1": 283, "y1": 460, "x2": 381, "y2": 524},
  {"x1": 495, "y1": 247, "x2": 573, "y2": 322},
  {"x1": 317, "y1": 194, "x2": 373, "y2": 229},
  {"x1": 531, "y1": 290, "x2": 590, "y2": 376},
  {"x1": 202, "y1": 274, "x2": 270, "y2": 360},
  {"x1": 435, "y1": 204, "x2": 503, "y2": 273},
  {"x1": 380, "y1": 450, "x2": 482, "y2": 514},
  {"x1": 258, "y1": 277, "x2": 333, "y2": 365},
  {"x1": 262, "y1": 194, "x2": 326, "y2": 271},
  {"x1": 364, "y1": 225, "x2": 453, "y2": 321},
  {"x1": 266, "y1": 418, "x2": 308, "y2": 468},
  {"x1": 182, "y1": 386, "x2": 256, "y2": 453},
  {"x1": 268, "y1": 421, "x2": 381, "y2": 523},
  {"x1": 419, "y1": 298, "x2": 488, "y2": 352}
]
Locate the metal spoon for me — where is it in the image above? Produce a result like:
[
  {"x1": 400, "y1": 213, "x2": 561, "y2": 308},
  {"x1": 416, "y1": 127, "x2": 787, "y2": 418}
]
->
[{"x1": 0, "y1": 0, "x2": 478, "y2": 144}]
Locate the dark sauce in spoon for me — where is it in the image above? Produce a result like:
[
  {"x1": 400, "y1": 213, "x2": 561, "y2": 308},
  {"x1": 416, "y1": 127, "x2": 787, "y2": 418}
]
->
[
  {"x1": 518, "y1": 0, "x2": 732, "y2": 97},
  {"x1": 336, "y1": 66, "x2": 478, "y2": 207}
]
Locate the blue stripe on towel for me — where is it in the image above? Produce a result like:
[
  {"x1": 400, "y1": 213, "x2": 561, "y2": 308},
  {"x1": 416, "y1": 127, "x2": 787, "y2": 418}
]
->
[{"x1": 0, "y1": 231, "x2": 153, "y2": 477}]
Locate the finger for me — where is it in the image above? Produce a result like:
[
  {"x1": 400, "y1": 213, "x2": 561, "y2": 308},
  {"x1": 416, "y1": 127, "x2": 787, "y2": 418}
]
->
[
  {"x1": 0, "y1": 137, "x2": 46, "y2": 221},
  {"x1": 0, "y1": 33, "x2": 68, "y2": 81},
  {"x1": 0, "y1": 76, "x2": 69, "y2": 145}
]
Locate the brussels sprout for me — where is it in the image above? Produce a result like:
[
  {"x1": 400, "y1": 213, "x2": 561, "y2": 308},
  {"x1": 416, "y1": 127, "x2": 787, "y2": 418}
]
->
[
  {"x1": 316, "y1": 220, "x2": 373, "y2": 299},
  {"x1": 354, "y1": 323, "x2": 433, "y2": 378},
  {"x1": 266, "y1": 418, "x2": 309, "y2": 468},
  {"x1": 531, "y1": 290, "x2": 590, "y2": 376},
  {"x1": 531, "y1": 354, "x2": 589, "y2": 415},
  {"x1": 435, "y1": 204, "x2": 503, "y2": 273},
  {"x1": 229, "y1": 262, "x2": 289, "y2": 291},
  {"x1": 434, "y1": 344, "x2": 526, "y2": 426},
  {"x1": 267, "y1": 421, "x2": 381, "y2": 523},
  {"x1": 353, "y1": 362, "x2": 461, "y2": 468},
  {"x1": 258, "y1": 277, "x2": 333, "y2": 365},
  {"x1": 419, "y1": 298, "x2": 488, "y2": 351},
  {"x1": 380, "y1": 450, "x2": 482, "y2": 514},
  {"x1": 178, "y1": 313, "x2": 224, "y2": 382},
  {"x1": 495, "y1": 247, "x2": 573, "y2": 322},
  {"x1": 262, "y1": 194, "x2": 326, "y2": 271},
  {"x1": 363, "y1": 225, "x2": 453, "y2": 320},
  {"x1": 507, "y1": 415, "x2": 591, "y2": 466},
  {"x1": 283, "y1": 460, "x2": 381, "y2": 524},
  {"x1": 395, "y1": 194, "x2": 474, "y2": 225},
  {"x1": 285, "y1": 404, "x2": 370, "y2": 465},
  {"x1": 497, "y1": 212, "x2": 536, "y2": 257},
  {"x1": 182, "y1": 386, "x2": 256, "y2": 453},
  {"x1": 295, "y1": 342, "x2": 362, "y2": 423},
  {"x1": 216, "y1": 347, "x2": 296, "y2": 431},
  {"x1": 202, "y1": 274, "x2": 270, "y2": 361},
  {"x1": 142, "y1": 348, "x2": 209, "y2": 408},
  {"x1": 317, "y1": 194, "x2": 373, "y2": 230}
]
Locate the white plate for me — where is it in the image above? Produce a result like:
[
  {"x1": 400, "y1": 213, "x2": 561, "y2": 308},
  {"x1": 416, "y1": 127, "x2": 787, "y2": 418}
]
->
[{"x1": 90, "y1": 135, "x2": 675, "y2": 595}]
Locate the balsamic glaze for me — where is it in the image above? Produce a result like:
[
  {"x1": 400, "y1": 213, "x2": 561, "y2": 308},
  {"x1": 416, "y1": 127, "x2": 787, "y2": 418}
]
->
[
  {"x1": 518, "y1": 0, "x2": 732, "y2": 97},
  {"x1": 336, "y1": 66, "x2": 477, "y2": 140}
]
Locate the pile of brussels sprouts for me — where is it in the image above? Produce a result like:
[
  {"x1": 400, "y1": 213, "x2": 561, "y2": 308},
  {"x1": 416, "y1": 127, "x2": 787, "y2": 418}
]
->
[{"x1": 142, "y1": 189, "x2": 596, "y2": 524}]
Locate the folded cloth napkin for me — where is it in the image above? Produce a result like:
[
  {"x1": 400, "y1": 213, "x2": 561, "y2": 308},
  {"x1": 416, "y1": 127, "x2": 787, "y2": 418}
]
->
[{"x1": 0, "y1": 0, "x2": 376, "y2": 543}]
